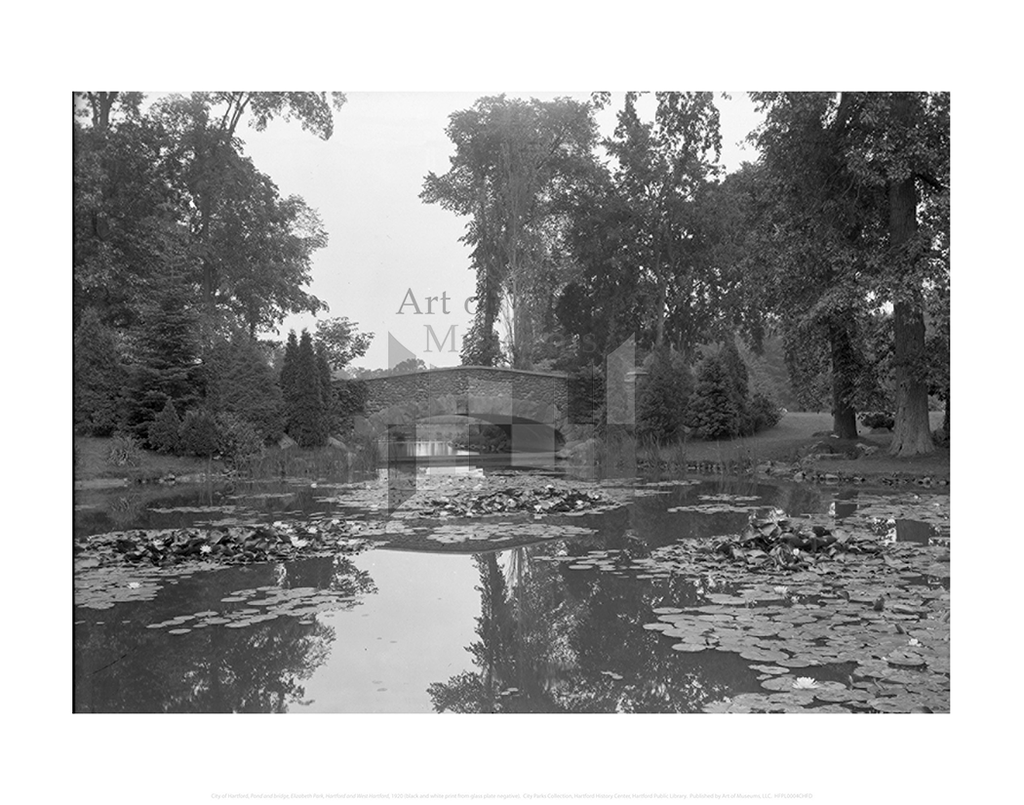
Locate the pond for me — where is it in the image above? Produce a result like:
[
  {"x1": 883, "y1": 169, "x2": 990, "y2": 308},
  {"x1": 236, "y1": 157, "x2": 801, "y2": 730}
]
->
[{"x1": 73, "y1": 458, "x2": 950, "y2": 713}]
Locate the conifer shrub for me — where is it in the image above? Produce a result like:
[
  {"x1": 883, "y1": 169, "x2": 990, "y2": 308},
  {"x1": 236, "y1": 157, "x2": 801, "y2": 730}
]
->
[
  {"x1": 685, "y1": 355, "x2": 743, "y2": 440},
  {"x1": 148, "y1": 399, "x2": 182, "y2": 453},
  {"x1": 750, "y1": 392, "x2": 783, "y2": 432},
  {"x1": 215, "y1": 413, "x2": 264, "y2": 469},
  {"x1": 205, "y1": 334, "x2": 284, "y2": 441},
  {"x1": 719, "y1": 339, "x2": 753, "y2": 435},
  {"x1": 636, "y1": 350, "x2": 692, "y2": 443},
  {"x1": 179, "y1": 409, "x2": 220, "y2": 458}
]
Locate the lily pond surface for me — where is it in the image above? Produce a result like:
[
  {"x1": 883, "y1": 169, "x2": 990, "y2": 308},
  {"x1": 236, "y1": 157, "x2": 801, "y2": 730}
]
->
[{"x1": 73, "y1": 460, "x2": 950, "y2": 713}]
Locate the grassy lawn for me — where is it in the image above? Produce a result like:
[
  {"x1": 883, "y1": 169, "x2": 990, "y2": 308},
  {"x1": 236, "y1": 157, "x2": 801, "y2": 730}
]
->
[
  {"x1": 679, "y1": 411, "x2": 948, "y2": 477},
  {"x1": 74, "y1": 436, "x2": 226, "y2": 487}
]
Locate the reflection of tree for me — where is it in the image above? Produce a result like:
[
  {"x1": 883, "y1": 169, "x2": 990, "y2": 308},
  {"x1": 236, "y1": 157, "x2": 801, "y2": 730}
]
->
[
  {"x1": 74, "y1": 554, "x2": 376, "y2": 712},
  {"x1": 428, "y1": 542, "x2": 758, "y2": 713}
]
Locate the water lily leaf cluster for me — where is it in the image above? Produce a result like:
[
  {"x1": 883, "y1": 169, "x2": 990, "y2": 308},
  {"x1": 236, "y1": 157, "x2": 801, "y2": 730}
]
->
[
  {"x1": 424, "y1": 485, "x2": 608, "y2": 518},
  {"x1": 75, "y1": 520, "x2": 371, "y2": 568},
  {"x1": 546, "y1": 513, "x2": 949, "y2": 712},
  {"x1": 145, "y1": 583, "x2": 365, "y2": 632},
  {"x1": 704, "y1": 509, "x2": 886, "y2": 571}
]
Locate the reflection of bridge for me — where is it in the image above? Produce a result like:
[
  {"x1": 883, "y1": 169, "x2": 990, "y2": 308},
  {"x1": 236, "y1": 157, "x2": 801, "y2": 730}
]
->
[{"x1": 351, "y1": 366, "x2": 576, "y2": 450}]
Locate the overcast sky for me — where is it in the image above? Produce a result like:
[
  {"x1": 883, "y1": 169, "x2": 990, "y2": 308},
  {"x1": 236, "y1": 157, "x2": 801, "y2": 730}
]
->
[{"x1": 237, "y1": 91, "x2": 765, "y2": 370}]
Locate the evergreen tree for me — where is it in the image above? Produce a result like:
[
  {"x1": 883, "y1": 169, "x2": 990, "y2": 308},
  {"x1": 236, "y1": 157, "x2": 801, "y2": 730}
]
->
[
  {"x1": 179, "y1": 408, "x2": 220, "y2": 458},
  {"x1": 686, "y1": 355, "x2": 742, "y2": 440},
  {"x1": 280, "y1": 330, "x2": 300, "y2": 407},
  {"x1": 719, "y1": 339, "x2": 752, "y2": 435},
  {"x1": 125, "y1": 277, "x2": 202, "y2": 442},
  {"x1": 636, "y1": 348, "x2": 692, "y2": 443},
  {"x1": 148, "y1": 398, "x2": 182, "y2": 453},
  {"x1": 205, "y1": 332, "x2": 284, "y2": 440},
  {"x1": 316, "y1": 343, "x2": 335, "y2": 434},
  {"x1": 73, "y1": 308, "x2": 128, "y2": 435},
  {"x1": 288, "y1": 330, "x2": 328, "y2": 447}
]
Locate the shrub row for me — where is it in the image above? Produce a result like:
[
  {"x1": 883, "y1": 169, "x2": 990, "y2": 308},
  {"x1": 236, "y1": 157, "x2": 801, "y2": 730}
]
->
[
  {"x1": 635, "y1": 341, "x2": 783, "y2": 443},
  {"x1": 147, "y1": 400, "x2": 265, "y2": 467}
]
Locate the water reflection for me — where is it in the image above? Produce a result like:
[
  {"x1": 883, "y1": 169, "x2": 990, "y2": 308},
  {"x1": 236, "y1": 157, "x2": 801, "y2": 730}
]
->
[
  {"x1": 74, "y1": 556, "x2": 376, "y2": 712},
  {"x1": 428, "y1": 546, "x2": 760, "y2": 713},
  {"x1": 74, "y1": 466, "x2": 948, "y2": 712}
]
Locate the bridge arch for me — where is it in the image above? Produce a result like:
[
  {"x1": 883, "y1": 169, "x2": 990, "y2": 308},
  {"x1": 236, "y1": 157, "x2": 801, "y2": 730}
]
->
[{"x1": 346, "y1": 366, "x2": 576, "y2": 447}]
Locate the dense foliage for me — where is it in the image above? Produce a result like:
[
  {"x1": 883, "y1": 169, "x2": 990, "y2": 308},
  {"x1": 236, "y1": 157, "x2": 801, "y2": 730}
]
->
[
  {"x1": 422, "y1": 91, "x2": 948, "y2": 453},
  {"x1": 73, "y1": 91, "x2": 373, "y2": 461}
]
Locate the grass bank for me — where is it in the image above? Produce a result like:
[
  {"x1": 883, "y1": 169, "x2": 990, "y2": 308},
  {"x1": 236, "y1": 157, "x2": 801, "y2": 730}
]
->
[
  {"x1": 640, "y1": 411, "x2": 949, "y2": 479},
  {"x1": 73, "y1": 434, "x2": 381, "y2": 488},
  {"x1": 74, "y1": 436, "x2": 228, "y2": 487}
]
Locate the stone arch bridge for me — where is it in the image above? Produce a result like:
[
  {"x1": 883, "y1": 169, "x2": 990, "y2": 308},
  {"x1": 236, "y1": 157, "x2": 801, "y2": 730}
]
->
[{"x1": 347, "y1": 366, "x2": 584, "y2": 448}]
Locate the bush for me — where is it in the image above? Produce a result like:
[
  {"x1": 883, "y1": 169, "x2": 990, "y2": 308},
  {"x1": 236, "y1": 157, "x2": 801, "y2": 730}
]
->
[
  {"x1": 148, "y1": 399, "x2": 182, "y2": 453},
  {"x1": 750, "y1": 392, "x2": 782, "y2": 432},
  {"x1": 107, "y1": 432, "x2": 142, "y2": 467},
  {"x1": 333, "y1": 379, "x2": 369, "y2": 432},
  {"x1": 216, "y1": 413, "x2": 265, "y2": 469},
  {"x1": 179, "y1": 409, "x2": 220, "y2": 458},
  {"x1": 859, "y1": 411, "x2": 895, "y2": 430}
]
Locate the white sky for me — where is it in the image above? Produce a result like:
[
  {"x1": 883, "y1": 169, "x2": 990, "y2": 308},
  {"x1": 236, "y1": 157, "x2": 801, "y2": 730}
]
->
[{"x1": 239, "y1": 91, "x2": 764, "y2": 369}]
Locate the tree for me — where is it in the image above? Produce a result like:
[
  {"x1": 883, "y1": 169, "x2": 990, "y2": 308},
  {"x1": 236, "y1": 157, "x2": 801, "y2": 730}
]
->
[
  {"x1": 313, "y1": 317, "x2": 373, "y2": 372},
  {"x1": 746, "y1": 95, "x2": 889, "y2": 439},
  {"x1": 148, "y1": 399, "x2": 182, "y2": 453},
  {"x1": 422, "y1": 95, "x2": 598, "y2": 368},
  {"x1": 847, "y1": 93, "x2": 949, "y2": 456},
  {"x1": 124, "y1": 272, "x2": 203, "y2": 441},
  {"x1": 719, "y1": 338, "x2": 751, "y2": 433},
  {"x1": 74, "y1": 91, "x2": 346, "y2": 342},
  {"x1": 602, "y1": 92, "x2": 724, "y2": 352},
  {"x1": 73, "y1": 308, "x2": 129, "y2": 435},
  {"x1": 636, "y1": 348, "x2": 693, "y2": 443},
  {"x1": 685, "y1": 353, "x2": 743, "y2": 440},
  {"x1": 279, "y1": 330, "x2": 300, "y2": 405},
  {"x1": 152, "y1": 93, "x2": 345, "y2": 328},
  {"x1": 749, "y1": 92, "x2": 948, "y2": 453},
  {"x1": 556, "y1": 93, "x2": 733, "y2": 369},
  {"x1": 204, "y1": 332, "x2": 284, "y2": 441},
  {"x1": 73, "y1": 95, "x2": 188, "y2": 331},
  {"x1": 283, "y1": 330, "x2": 328, "y2": 447}
]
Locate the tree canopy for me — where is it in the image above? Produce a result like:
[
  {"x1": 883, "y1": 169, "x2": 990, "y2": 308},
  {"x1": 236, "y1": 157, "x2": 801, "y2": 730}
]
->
[{"x1": 73, "y1": 91, "x2": 355, "y2": 446}]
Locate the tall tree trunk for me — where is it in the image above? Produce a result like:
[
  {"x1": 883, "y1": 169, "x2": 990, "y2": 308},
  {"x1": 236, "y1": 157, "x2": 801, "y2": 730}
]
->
[
  {"x1": 890, "y1": 299, "x2": 934, "y2": 455},
  {"x1": 829, "y1": 317, "x2": 858, "y2": 439},
  {"x1": 887, "y1": 97, "x2": 934, "y2": 456}
]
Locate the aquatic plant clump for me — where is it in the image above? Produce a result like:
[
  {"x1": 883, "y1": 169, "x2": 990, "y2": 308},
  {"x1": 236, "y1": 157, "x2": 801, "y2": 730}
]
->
[
  {"x1": 74, "y1": 519, "x2": 373, "y2": 568},
  {"x1": 706, "y1": 508, "x2": 885, "y2": 571},
  {"x1": 423, "y1": 485, "x2": 609, "y2": 518}
]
